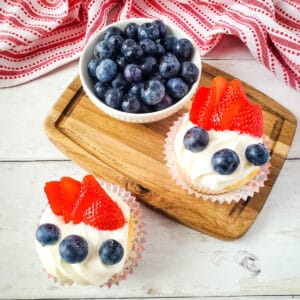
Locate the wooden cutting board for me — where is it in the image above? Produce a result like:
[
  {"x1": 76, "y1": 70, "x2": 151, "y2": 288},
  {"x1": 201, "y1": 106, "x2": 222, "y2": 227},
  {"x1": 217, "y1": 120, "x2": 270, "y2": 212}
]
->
[{"x1": 44, "y1": 62, "x2": 297, "y2": 240}]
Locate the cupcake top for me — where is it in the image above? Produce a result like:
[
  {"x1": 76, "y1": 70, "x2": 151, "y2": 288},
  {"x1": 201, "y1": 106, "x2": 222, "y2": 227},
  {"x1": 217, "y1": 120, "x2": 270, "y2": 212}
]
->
[
  {"x1": 174, "y1": 76, "x2": 269, "y2": 193},
  {"x1": 35, "y1": 175, "x2": 130, "y2": 286}
]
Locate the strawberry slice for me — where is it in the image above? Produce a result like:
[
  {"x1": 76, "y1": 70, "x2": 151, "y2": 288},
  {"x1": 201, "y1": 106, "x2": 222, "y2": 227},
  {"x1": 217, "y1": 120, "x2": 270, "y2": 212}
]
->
[
  {"x1": 230, "y1": 102, "x2": 263, "y2": 137},
  {"x1": 44, "y1": 181, "x2": 63, "y2": 215},
  {"x1": 60, "y1": 177, "x2": 81, "y2": 223},
  {"x1": 209, "y1": 79, "x2": 247, "y2": 130},
  {"x1": 189, "y1": 87, "x2": 210, "y2": 125}
]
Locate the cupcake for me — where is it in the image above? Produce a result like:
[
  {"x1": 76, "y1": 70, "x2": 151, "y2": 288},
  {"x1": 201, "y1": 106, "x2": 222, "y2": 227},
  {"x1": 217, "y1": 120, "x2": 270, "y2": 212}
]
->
[
  {"x1": 165, "y1": 76, "x2": 270, "y2": 201},
  {"x1": 35, "y1": 175, "x2": 144, "y2": 286}
]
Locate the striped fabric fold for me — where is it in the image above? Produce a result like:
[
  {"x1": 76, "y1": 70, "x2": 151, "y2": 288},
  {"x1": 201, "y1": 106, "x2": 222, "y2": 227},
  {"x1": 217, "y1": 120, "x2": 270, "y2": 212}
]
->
[{"x1": 0, "y1": 0, "x2": 299, "y2": 90}]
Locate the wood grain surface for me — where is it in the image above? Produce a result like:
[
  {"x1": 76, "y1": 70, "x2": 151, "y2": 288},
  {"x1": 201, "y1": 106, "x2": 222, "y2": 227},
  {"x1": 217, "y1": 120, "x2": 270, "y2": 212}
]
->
[{"x1": 44, "y1": 62, "x2": 297, "y2": 240}]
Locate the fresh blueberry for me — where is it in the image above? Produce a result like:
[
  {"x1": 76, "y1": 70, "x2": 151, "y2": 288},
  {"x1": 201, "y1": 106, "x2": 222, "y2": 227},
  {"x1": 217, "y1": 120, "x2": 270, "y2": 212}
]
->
[
  {"x1": 94, "y1": 40, "x2": 114, "y2": 60},
  {"x1": 138, "y1": 22, "x2": 160, "y2": 40},
  {"x1": 141, "y1": 56, "x2": 158, "y2": 76},
  {"x1": 155, "y1": 43, "x2": 165, "y2": 57},
  {"x1": 87, "y1": 59, "x2": 100, "y2": 77},
  {"x1": 103, "y1": 26, "x2": 123, "y2": 41},
  {"x1": 140, "y1": 103, "x2": 153, "y2": 113},
  {"x1": 116, "y1": 56, "x2": 127, "y2": 70},
  {"x1": 104, "y1": 88, "x2": 123, "y2": 109},
  {"x1": 36, "y1": 223, "x2": 60, "y2": 246},
  {"x1": 112, "y1": 73, "x2": 130, "y2": 91},
  {"x1": 120, "y1": 39, "x2": 136, "y2": 56},
  {"x1": 152, "y1": 20, "x2": 167, "y2": 38},
  {"x1": 96, "y1": 59, "x2": 117, "y2": 82},
  {"x1": 107, "y1": 35, "x2": 124, "y2": 52},
  {"x1": 59, "y1": 235, "x2": 88, "y2": 264},
  {"x1": 180, "y1": 61, "x2": 199, "y2": 84},
  {"x1": 245, "y1": 143, "x2": 269, "y2": 166},
  {"x1": 123, "y1": 64, "x2": 143, "y2": 83},
  {"x1": 154, "y1": 93, "x2": 173, "y2": 111},
  {"x1": 124, "y1": 22, "x2": 139, "y2": 40},
  {"x1": 162, "y1": 35, "x2": 177, "y2": 52},
  {"x1": 99, "y1": 239, "x2": 124, "y2": 265},
  {"x1": 93, "y1": 81, "x2": 109, "y2": 100},
  {"x1": 183, "y1": 126, "x2": 209, "y2": 152},
  {"x1": 159, "y1": 53, "x2": 180, "y2": 78},
  {"x1": 123, "y1": 43, "x2": 144, "y2": 62},
  {"x1": 139, "y1": 39, "x2": 156, "y2": 56},
  {"x1": 166, "y1": 78, "x2": 189, "y2": 99},
  {"x1": 129, "y1": 83, "x2": 142, "y2": 95},
  {"x1": 173, "y1": 38, "x2": 194, "y2": 60},
  {"x1": 141, "y1": 79, "x2": 165, "y2": 105},
  {"x1": 211, "y1": 149, "x2": 240, "y2": 175},
  {"x1": 121, "y1": 93, "x2": 141, "y2": 113}
]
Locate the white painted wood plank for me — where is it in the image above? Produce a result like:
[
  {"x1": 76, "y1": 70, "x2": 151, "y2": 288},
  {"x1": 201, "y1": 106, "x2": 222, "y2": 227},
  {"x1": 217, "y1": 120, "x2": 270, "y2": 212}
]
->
[
  {"x1": 0, "y1": 160, "x2": 299, "y2": 299},
  {"x1": 0, "y1": 59, "x2": 298, "y2": 161}
]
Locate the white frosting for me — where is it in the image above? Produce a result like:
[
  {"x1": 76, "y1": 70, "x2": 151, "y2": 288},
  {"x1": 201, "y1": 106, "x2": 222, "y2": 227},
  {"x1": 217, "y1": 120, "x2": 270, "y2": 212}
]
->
[
  {"x1": 36, "y1": 189, "x2": 130, "y2": 286},
  {"x1": 174, "y1": 114, "x2": 262, "y2": 192}
]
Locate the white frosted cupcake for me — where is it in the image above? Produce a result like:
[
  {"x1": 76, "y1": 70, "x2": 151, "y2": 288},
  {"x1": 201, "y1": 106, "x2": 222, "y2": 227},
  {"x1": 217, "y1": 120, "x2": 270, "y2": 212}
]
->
[{"x1": 35, "y1": 175, "x2": 144, "y2": 286}]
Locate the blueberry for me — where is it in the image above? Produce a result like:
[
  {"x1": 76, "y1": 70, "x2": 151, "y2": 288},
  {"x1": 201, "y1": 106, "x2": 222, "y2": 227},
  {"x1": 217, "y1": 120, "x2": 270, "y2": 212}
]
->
[
  {"x1": 116, "y1": 56, "x2": 127, "y2": 70},
  {"x1": 36, "y1": 223, "x2": 60, "y2": 246},
  {"x1": 99, "y1": 239, "x2": 124, "y2": 265},
  {"x1": 180, "y1": 61, "x2": 199, "y2": 84},
  {"x1": 124, "y1": 22, "x2": 139, "y2": 40},
  {"x1": 129, "y1": 83, "x2": 142, "y2": 95},
  {"x1": 121, "y1": 93, "x2": 141, "y2": 113},
  {"x1": 154, "y1": 93, "x2": 173, "y2": 111},
  {"x1": 138, "y1": 22, "x2": 160, "y2": 40},
  {"x1": 166, "y1": 78, "x2": 189, "y2": 99},
  {"x1": 104, "y1": 88, "x2": 123, "y2": 109},
  {"x1": 155, "y1": 43, "x2": 165, "y2": 57},
  {"x1": 93, "y1": 81, "x2": 109, "y2": 100},
  {"x1": 245, "y1": 143, "x2": 269, "y2": 166},
  {"x1": 211, "y1": 149, "x2": 240, "y2": 175},
  {"x1": 122, "y1": 43, "x2": 144, "y2": 62},
  {"x1": 152, "y1": 71, "x2": 166, "y2": 84},
  {"x1": 96, "y1": 59, "x2": 117, "y2": 82},
  {"x1": 120, "y1": 39, "x2": 136, "y2": 56},
  {"x1": 159, "y1": 53, "x2": 180, "y2": 78},
  {"x1": 162, "y1": 35, "x2": 177, "y2": 52},
  {"x1": 94, "y1": 40, "x2": 114, "y2": 60},
  {"x1": 173, "y1": 38, "x2": 194, "y2": 60},
  {"x1": 59, "y1": 235, "x2": 88, "y2": 264},
  {"x1": 87, "y1": 59, "x2": 100, "y2": 77},
  {"x1": 141, "y1": 79, "x2": 165, "y2": 105},
  {"x1": 103, "y1": 26, "x2": 123, "y2": 41},
  {"x1": 183, "y1": 126, "x2": 209, "y2": 152},
  {"x1": 107, "y1": 35, "x2": 124, "y2": 52},
  {"x1": 124, "y1": 64, "x2": 143, "y2": 83},
  {"x1": 141, "y1": 56, "x2": 158, "y2": 76},
  {"x1": 140, "y1": 103, "x2": 153, "y2": 113},
  {"x1": 139, "y1": 39, "x2": 156, "y2": 56},
  {"x1": 112, "y1": 73, "x2": 130, "y2": 91},
  {"x1": 152, "y1": 20, "x2": 167, "y2": 38}
]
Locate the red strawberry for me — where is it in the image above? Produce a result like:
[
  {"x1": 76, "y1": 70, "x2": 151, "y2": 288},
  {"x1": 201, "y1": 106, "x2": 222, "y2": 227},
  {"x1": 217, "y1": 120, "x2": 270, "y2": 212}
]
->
[
  {"x1": 44, "y1": 181, "x2": 63, "y2": 215},
  {"x1": 189, "y1": 87, "x2": 210, "y2": 125},
  {"x1": 60, "y1": 177, "x2": 81, "y2": 223},
  {"x1": 209, "y1": 79, "x2": 247, "y2": 130},
  {"x1": 230, "y1": 102, "x2": 263, "y2": 137}
]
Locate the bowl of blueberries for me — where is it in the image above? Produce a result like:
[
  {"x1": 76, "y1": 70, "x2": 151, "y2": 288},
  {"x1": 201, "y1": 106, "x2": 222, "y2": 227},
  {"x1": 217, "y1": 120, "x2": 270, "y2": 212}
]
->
[{"x1": 79, "y1": 18, "x2": 201, "y2": 123}]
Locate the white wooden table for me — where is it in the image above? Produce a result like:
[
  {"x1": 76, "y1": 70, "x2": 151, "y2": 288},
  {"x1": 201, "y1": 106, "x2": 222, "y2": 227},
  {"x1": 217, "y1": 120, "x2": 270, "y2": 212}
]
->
[{"x1": 1, "y1": 36, "x2": 299, "y2": 299}]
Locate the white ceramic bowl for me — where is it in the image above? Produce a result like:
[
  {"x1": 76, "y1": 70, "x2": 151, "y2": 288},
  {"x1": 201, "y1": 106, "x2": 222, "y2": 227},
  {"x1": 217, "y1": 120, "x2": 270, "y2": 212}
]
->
[{"x1": 79, "y1": 18, "x2": 202, "y2": 123}]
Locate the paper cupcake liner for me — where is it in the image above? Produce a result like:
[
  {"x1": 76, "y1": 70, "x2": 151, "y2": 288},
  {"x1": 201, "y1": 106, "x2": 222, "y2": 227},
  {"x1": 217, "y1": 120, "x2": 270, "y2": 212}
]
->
[
  {"x1": 38, "y1": 180, "x2": 145, "y2": 287},
  {"x1": 164, "y1": 114, "x2": 271, "y2": 204}
]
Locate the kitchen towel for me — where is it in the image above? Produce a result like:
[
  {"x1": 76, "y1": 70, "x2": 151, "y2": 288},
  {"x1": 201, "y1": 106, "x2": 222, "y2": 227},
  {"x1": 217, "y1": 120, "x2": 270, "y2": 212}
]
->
[{"x1": 0, "y1": 0, "x2": 299, "y2": 90}]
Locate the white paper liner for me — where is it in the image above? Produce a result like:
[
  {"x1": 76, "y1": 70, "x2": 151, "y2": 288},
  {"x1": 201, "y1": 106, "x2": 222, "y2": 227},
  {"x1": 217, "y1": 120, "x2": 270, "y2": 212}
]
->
[
  {"x1": 39, "y1": 180, "x2": 145, "y2": 287},
  {"x1": 164, "y1": 114, "x2": 271, "y2": 204}
]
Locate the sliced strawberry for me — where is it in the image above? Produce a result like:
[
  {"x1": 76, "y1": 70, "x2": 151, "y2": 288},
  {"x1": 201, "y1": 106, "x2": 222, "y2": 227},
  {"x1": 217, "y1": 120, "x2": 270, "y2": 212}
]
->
[
  {"x1": 230, "y1": 102, "x2": 263, "y2": 137},
  {"x1": 60, "y1": 177, "x2": 81, "y2": 223},
  {"x1": 209, "y1": 79, "x2": 247, "y2": 130},
  {"x1": 189, "y1": 87, "x2": 210, "y2": 125},
  {"x1": 82, "y1": 195, "x2": 126, "y2": 230},
  {"x1": 44, "y1": 181, "x2": 63, "y2": 215}
]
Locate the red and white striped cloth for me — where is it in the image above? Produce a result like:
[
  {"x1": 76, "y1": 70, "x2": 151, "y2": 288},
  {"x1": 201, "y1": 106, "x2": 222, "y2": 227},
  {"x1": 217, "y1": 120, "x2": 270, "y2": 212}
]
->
[{"x1": 0, "y1": 0, "x2": 299, "y2": 90}]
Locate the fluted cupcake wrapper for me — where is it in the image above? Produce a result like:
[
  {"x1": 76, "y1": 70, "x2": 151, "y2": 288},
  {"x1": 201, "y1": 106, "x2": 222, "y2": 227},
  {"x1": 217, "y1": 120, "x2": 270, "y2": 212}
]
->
[
  {"x1": 39, "y1": 180, "x2": 145, "y2": 287},
  {"x1": 164, "y1": 114, "x2": 271, "y2": 204}
]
